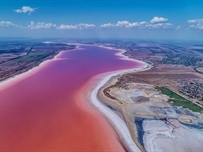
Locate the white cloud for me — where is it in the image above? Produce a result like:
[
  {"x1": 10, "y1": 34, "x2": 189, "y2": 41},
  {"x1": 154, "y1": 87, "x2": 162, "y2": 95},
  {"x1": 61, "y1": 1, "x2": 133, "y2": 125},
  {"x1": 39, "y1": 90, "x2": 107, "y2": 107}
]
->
[
  {"x1": 0, "y1": 21, "x2": 20, "y2": 27},
  {"x1": 57, "y1": 23, "x2": 96, "y2": 30},
  {"x1": 26, "y1": 22, "x2": 96, "y2": 30},
  {"x1": 100, "y1": 23, "x2": 114, "y2": 28},
  {"x1": 115, "y1": 21, "x2": 140, "y2": 28},
  {"x1": 28, "y1": 21, "x2": 56, "y2": 29},
  {"x1": 188, "y1": 20, "x2": 197, "y2": 24},
  {"x1": 128, "y1": 22, "x2": 140, "y2": 27},
  {"x1": 116, "y1": 21, "x2": 130, "y2": 27},
  {"x1": 188, "y1": 19, "x2": 203, "y2": 24},
  {"x1": 100, "y1": 21, "x2": 141, "y2": 28},
  {"x1": 77, "y1": 23, "x2": 96, "y2": 30},
  {"x1": 57, "y1": 24, "x2": 77, "y2": 30},
  {"x1": 100, "y1": 20, "x2": 173, "y2": 29},
  {"x1": 145, "y1": 23, "x2": 173, "y2": 29},
  {"x1": 150, "y1": 16, "x2": 168, "y2": 24},
  {"x1": 140, "y1": 21, "x2": 147, "y2": 25},
  {"x1": 14, "y1": 6, "x2": 37, "y2": 15},
  {"x1": 0, "y1": 18, "x2": 175, "y2": 31},
  {"x1": 188, "y1": 18, "x2": 203, "y2": 30}
]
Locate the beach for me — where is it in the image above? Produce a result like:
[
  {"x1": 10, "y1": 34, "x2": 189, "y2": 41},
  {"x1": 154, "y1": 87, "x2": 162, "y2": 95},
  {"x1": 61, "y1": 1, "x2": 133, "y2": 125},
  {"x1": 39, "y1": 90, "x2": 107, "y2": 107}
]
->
[
  {"x1": 76, "y1": 45, "x2": 149, "y2": 152},
  {"x1": 86, "y1": 46, "x2": 148, "y2": 152},
  {"x1": 95, "y1": 45, "x2": 203, "y2": 152}
]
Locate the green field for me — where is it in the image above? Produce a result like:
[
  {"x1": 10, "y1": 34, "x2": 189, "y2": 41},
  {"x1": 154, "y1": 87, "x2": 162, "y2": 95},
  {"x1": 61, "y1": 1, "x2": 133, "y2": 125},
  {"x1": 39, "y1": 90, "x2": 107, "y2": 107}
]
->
[
  {"x1": 12, "y1": 52, "x2": 52, "y2": 62},
  {"x1": 156, "y1": 86, "x2": 203, "y2": 113}
]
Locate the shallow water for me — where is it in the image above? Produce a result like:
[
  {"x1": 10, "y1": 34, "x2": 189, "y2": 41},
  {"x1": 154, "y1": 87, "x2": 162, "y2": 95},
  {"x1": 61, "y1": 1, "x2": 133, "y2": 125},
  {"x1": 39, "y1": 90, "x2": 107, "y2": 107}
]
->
[{"x1": 0, "y1": 45, "x2": 144, "y2": 151}]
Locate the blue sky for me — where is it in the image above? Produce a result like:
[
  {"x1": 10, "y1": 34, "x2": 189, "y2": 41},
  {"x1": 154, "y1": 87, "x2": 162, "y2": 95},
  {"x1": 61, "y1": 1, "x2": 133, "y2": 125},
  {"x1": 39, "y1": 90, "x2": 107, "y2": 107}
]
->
[{"x1": 0, "y1": 0, "x2": 203, "y2": 40}]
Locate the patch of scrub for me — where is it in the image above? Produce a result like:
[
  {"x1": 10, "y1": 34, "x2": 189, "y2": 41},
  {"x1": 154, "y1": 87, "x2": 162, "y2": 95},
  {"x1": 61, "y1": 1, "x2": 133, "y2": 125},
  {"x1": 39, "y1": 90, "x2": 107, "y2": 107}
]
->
[{"x1": 156, "y1": 86, "x2": 203, "y2": 113}]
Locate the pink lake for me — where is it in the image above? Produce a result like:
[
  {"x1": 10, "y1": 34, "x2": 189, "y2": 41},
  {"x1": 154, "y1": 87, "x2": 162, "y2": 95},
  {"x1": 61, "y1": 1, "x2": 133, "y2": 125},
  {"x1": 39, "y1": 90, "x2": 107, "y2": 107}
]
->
[{"x1": 0, "y1": 45, "x2": 144, "y2": 151}]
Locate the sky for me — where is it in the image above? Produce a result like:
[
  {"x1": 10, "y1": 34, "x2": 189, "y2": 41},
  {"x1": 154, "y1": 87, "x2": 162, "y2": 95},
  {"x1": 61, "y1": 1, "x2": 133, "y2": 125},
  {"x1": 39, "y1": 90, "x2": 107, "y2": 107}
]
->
[{"x1": 0, "y1": 0, "x2": 203, "y2": 40}]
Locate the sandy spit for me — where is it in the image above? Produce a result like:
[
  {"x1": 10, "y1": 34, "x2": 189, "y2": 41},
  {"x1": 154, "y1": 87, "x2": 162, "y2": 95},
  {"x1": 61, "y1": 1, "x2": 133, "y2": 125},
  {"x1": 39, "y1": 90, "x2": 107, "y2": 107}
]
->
[{"x1": 89, "y1": 45, "x2": 150, "y2": 152}]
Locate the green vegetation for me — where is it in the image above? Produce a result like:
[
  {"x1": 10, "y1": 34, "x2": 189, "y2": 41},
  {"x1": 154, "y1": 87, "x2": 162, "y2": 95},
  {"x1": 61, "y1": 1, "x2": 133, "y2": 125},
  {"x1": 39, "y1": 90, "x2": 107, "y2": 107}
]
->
[
  {"x1": 156, "y1": 86, "x2": 203, "y2": 113},
  {"x1": 12, "y1": 52, "x2": 52, "y2": 62}
]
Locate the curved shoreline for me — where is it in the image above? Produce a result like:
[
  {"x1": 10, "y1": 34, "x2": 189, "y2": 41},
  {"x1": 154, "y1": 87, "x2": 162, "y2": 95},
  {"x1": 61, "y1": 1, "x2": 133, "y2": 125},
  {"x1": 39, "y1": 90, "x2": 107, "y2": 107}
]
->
[
  {"x1": 89, "y1": 45, "x2": 150, "y2": 152},
  {"x1": 0, "y1": 50, "x2": 65, "y2": 91},
  {"x1": 90, "y1": 70, "x2": 143, "y2": 152},
  {"x1": 0, "y1": 45, "x2": 130, "y2": 151},
  {"x1": 0, "y1": 45, "x2": 80, "y2": 91},
  {"x1": 0, "y1": 44, "x2": 149, "y2": 151}
]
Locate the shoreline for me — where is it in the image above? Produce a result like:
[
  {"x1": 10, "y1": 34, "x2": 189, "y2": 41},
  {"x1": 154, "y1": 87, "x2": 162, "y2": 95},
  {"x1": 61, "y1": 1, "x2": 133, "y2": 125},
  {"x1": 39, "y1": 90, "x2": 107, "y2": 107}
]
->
[
  {"x1": 90, "y1": 68, "x2": 146, "y2": 152},
  {"x1": 0, "y1": 44, "x2": 80, "y2": 91},
  {"x1": 0, "y1": 45, "x2": 129, "y2": 151},
  {"x1": 92, "y1": 45, "x2": 203, "y2": 151},
  {"x1": 0, "y1": 48, "x2": 73, "y2": 91},
  {"x1": 89, "y1": 45, "x2": 151, "y2": 152},
  {"x1": 0, "y1": 44, "x2": 150, "y2": 151}
]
